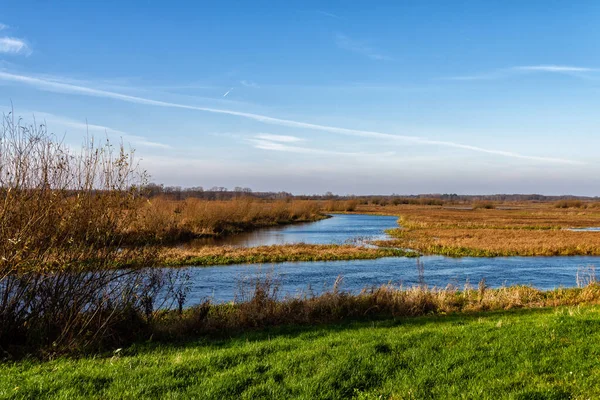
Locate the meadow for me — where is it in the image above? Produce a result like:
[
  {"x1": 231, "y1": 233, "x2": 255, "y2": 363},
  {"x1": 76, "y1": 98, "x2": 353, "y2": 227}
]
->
[
  {"x1": 356, "y1": 203, "x2": 600, "y2": 257},
  {"x1": 3, "y1": 305, "x2": 600, "y2": 399}
]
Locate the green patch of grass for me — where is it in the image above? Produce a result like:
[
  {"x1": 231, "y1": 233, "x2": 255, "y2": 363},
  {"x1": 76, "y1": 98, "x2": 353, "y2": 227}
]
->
[
  {"x1": 161, "y1": 247, "x2": 418, "y2": 267},
  {"x1": 3, "y1": 306, "x2": 600, "y2": 399}
]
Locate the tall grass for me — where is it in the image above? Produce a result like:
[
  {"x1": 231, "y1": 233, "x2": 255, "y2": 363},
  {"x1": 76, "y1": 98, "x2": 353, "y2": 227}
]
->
[
  {"x1": 322, "y1": 199, "x2": 359, "y2": 212},
  {"x1": 154, "y1": 274, "x2": 600, "y2": 339},
  {"x1": 130, "y1": 196, "x2": 322, "y2": 244}
]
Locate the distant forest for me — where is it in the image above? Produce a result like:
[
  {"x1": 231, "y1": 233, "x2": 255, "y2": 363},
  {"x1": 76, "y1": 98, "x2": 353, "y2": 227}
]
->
[{"x1": 142, "y1": 183, "x2": 598, "y2": 203}]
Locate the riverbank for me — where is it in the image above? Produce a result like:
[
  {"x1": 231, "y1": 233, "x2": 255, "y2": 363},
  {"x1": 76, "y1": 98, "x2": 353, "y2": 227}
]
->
[{"x1": 4, "y1": 304, "x2": 600, "y2": 398}]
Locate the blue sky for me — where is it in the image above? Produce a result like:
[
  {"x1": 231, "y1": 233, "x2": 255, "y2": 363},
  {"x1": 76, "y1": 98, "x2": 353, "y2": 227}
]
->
[{"x1": 1, "y1": 1, "x2": 600, "y2": 195}]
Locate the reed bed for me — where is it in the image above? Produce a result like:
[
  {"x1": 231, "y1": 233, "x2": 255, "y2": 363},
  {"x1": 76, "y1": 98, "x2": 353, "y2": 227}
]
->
[
  {"x1": 153, "y1": 275, "x2": 600, "y2": 339},
  {"x1": 127, "y1": 197, "x2": 323, "y2": 244},
  {"x1": 359, "y1": 204, "x2": 600, "y2": 256}
]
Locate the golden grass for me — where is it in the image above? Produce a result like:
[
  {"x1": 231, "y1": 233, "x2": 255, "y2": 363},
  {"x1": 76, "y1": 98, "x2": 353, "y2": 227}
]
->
[
  {"x1": 127, "y1": 197, "x2": 323, "y2": 243},
  {"x1": 359, "y1": 203, "x2": 600, "y2": 256},
  {"x1": 153, "y1": 243, "x2": 415, "y2": 267},
  {"x1": 155, "y1": 279, "x2": 600, "y2": 338}
]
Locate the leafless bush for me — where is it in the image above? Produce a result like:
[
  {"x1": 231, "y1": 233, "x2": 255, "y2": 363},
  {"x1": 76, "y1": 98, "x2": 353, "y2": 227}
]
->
[{"x1": 0, "y1": 109, "x2": 173, "y2": 357}]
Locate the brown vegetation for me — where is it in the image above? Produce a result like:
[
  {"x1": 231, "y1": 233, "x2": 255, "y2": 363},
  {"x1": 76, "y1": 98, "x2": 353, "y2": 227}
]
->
[
  {"x1": 0, "y1": 112, "x2": 183, "y2": 357},
  {"x1": 128, "y1": 197, "x2": 323, "y2": 244},
  {"x1": 362, "y1": 203, "x2": 600, "y2": 256},
  {"x1": 155, "y1": 243, "x2": 415, "y2": 267},
  {"x1": 154, "y1": 275, "x2": 600, "y2": 339},
  {"x1": 322, "y1": 199, "x2": 359, "y2": 212}
]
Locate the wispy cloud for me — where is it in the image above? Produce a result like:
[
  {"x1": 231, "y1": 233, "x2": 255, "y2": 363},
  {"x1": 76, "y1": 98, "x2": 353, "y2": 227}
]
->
[
  {"x1": 0, "y1": 37, "x2": 30, "y2": 55},
  {"x1": 334, "y1": 33, "x2": 392, "y2": 61},
  {"x1": 0, "y1": 70, "x2": 582, "y2": 165},
  {"x1": 250, "y1": 138, "x2": 389, "y2": 157},
  {"x1": 0, "y1": 23, "x2": 8, "y2": 31},
  {"x1": 240, "y1": 80, "x2": 260, "y2": 89},
  {"x1": 514, "y1": 65, "x2": 595, "y2": 73},
  {"x1": 316, "y1": 10, "x2": 343, "y2": 20},
  {"x1": 448, "y1": 65, "x2": 597, "y2": 81},
  {"x1": 255, "y1": 134, "x2": 303, "y2": 143}
]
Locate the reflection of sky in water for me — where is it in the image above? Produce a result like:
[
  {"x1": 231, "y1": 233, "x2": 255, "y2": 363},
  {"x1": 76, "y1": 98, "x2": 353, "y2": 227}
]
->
[
  {"x1": 567, "y1": 227, "x2": 600, "y2": 232},
  {"x1": 170, "y1": 256, "x2": 600, "y2": 304},
  {"x1": 184, "y1": 214, "x2": 400, "y2": 248}
]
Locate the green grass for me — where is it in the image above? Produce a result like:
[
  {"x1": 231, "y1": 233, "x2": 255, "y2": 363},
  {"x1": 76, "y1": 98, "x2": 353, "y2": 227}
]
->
[
  {"x1": 3, "y1": 306, "x2": 600, "y2": 399},
  {"x1": 161, "y1": 247, "x2": 418, "y2": 267}
]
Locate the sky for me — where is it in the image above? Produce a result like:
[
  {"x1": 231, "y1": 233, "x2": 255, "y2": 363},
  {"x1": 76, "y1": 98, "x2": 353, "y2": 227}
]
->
[{"x1": 1, "y1": 0, "x2": 600, "y2": 195}]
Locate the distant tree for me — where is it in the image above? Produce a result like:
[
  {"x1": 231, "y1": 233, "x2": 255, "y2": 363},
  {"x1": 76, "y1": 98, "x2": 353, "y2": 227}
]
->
[{"x1": 144, "y1": 182, "x2": 164, "y2": 197}]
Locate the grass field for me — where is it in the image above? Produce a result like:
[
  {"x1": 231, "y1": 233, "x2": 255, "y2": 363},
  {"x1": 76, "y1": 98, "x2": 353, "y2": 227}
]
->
[
  {"x1": 155, "y1": 243, "x2": 416, "y2": 267},
  {"x1": 359, "y1": 203, "x2": 600, "y2": 256},
  {"x1": 3, "y1": 305, "x2": 600, "y2": 399}
]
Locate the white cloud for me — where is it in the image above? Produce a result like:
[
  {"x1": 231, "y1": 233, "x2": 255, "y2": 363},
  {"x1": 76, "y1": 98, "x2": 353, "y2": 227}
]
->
[
  {"x1": 250, "y1": 138, "x2": 391, "y2": 157},
  {"x1": 0, "y1": 37, "x2": 30, "y2": 55},
  {"x1": 513, "y1": 65, "x2": 595, "y2": 73},
  {"x1": 240, "y1": 80, "x2": 260, "y2": 88},
  {"x1": 0, "y1": 23, "x2": 8, "y2": 31},
  {"x1": 448, "y1": 65, "x2": 597, "y2": 80},
  {"x1": 334, "y1": 33, "x2": 391, "y2": 61},
  {"x1": 255, "y1": 134, "x2": 303, "y2": 143},
  {"x1": 0, "y1": 70, "x2": 582, "y2": 165}
]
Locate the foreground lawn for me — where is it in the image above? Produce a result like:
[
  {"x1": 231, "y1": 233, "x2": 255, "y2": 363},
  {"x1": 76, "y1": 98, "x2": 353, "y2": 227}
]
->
[{"x1": 2, "y1": 306, "x2": 600, "y2": 399}]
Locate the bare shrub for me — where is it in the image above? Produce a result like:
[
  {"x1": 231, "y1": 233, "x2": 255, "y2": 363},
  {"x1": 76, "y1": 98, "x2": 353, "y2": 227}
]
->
[{"x1": 0, "y1": 110, "x2": 171, "y2": 356}]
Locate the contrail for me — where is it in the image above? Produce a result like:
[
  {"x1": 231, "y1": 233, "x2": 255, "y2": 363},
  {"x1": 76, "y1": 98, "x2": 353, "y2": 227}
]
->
[
  {"x1": 0, "y1": 71, "x2": 583, "y2": 165},
  {"x1": 222, "y1": 87, "x2": 233, "y2": 97}
]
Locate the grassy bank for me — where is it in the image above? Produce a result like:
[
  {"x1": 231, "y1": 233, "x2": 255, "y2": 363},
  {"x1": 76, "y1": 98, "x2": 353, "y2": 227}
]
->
[
  {"x1": 3, "y1": 305, "x2": 600, "y2": 399},
  {"x1": 155, "y1": 244, "x2": 417, "y2": 267}
]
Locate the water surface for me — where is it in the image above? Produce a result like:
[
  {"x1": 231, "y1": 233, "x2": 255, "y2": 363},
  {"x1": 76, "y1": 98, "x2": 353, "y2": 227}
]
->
[
  {"x1": 184, "y1": 213, "x2": 399, "y2": 247},
  {"x1": 172, "y1": 214, "x2": 600, "y2": 305},
  {"x1": 176, "y1": 255, "x2": 599, "y2": 305}
]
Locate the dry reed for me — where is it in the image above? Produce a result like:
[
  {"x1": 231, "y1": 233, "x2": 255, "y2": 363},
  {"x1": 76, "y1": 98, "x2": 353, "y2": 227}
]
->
[{"x1": 153, "y1": 275, "x2": 600, "y2": 339}]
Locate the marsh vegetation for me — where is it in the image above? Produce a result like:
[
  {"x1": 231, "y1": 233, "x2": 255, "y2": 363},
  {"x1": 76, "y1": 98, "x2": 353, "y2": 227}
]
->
[{"x1": 357, "y1": 203, "x2": 600, "y2": 257}]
